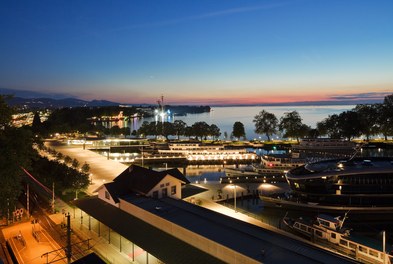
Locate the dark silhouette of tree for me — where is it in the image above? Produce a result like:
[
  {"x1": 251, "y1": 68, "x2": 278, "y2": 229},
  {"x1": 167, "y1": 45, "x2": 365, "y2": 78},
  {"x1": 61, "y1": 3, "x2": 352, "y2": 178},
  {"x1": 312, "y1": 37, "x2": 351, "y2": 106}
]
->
[
  {"x1": 31, "y1": 112, "x2": 42, "y2": 134},
  {"x1": 110, "y1": 125, "x2": 122, "y2": 136},
  {"x1": 232, "y1": 121, "x2": 246, "y2": 140},
  {"x1": 307, "y1": 128, "x2": 320, "y2": 139},
  {"x1": 64, "y1": 155, "x2": 72, "y2": 165},
  {"x1": 209, "y1": 124, "x2": 221, "y2": 140},
  {"x1": 184, "y1": 126, "x2": 193, "y2": 139},
  {"x1": 81, "y1": 162, "x2": 90, "y2": 173},
  {"x1": 162, "y1": 122, "x2": 175, "y2": 140},
  {"x1": 30, "y1": 157, "x2": 89, "y2": 197},
  {"x1": 0, "y1": 95, "x2": 35, "y2": 215},
  {"x1": 138, "y1": 121, "x2": 164, "y2": 139},
  {"x1": 354, "y1": 104, "x2": 378, "y2": 141},
  {"x1": 279, "y1": 111, "x2": 304, "y2": 143},
  {"x1": 72, "y1": 158, "x2": 79, "y2": 169},
  {"x1": 253, "y1": 110, "x2": 278, "y2": 141},
  {"x1": 173, "y1": 120, "x2": 187, "y2": 140},
  {"x1": 191, "y1": 121, "x2": 210, "y2": 140},
  {"x1": 317, "y1": 114, "x2": 340, "y2": 138},
  {"x1": 378, "y1": 95, "x2": 393, "y2": 140},
  {"x1": 0, "y1": 95, "x2": 14, "y2": 129},
  {"x1": 337, "y1": 110, "x2": 361, "y2": 141}
]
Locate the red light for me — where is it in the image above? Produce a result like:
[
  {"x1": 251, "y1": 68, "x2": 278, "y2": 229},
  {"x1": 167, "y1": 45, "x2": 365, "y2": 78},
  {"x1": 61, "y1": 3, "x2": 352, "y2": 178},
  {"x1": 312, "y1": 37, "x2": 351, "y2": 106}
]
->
[{"x1": 269, "y1": 163, "x2": 273, "y2": 167}]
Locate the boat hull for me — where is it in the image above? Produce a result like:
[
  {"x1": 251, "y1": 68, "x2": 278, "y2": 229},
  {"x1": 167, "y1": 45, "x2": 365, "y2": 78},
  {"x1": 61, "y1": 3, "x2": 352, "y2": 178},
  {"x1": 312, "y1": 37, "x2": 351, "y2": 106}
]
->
[{"x1": 260, "y1": 195, "x2": 393, "y2": 214}]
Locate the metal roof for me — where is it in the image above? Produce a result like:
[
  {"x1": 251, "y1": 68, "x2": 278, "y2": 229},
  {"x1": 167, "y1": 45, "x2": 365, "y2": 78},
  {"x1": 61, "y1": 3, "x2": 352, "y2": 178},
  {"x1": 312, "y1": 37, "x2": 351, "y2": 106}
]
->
[
  {"x1": 73, "y1": 196, "x2": 224, "y2": 264},
  {"x1": 75, "y1": 195, "x2": 355, "y2": 264}
]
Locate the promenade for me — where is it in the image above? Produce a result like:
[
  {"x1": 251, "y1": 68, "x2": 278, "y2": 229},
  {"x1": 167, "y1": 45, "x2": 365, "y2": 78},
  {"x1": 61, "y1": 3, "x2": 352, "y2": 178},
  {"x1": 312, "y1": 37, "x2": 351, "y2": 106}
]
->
[{"x1": 45, "y1": 140, "x2": 128, "y2": 194}]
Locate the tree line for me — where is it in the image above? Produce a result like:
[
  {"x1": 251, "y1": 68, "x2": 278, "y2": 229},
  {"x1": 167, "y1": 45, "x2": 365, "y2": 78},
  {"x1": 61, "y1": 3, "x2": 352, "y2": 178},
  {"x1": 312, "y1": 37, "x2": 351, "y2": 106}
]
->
[
  {"x1": 253, "y1": 94, "x2": 393, "y2": 142},
  {"x1": 0, "y1": 95, "x2": 91, "y2": 217}
]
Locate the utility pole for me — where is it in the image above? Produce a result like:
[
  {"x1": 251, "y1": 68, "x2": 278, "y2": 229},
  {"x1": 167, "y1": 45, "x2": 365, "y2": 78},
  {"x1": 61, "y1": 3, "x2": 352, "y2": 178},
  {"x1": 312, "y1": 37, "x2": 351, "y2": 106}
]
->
[
  {"x1": 7, "y1": 199, "x2": 9, "y2": 225},
  {"x1": 52, "y1": 182, "x2": 55, "y2": 214},
  {"x1": 383, "y1": 230, "x2": 386, "y2": 264},
  {"x1": 141, "y1": 145, "x2": 144, "y2": 167},
  {"x1": 66, "y1": 213, "x2": 71, "y2": 264},
  {"x1": 27, "y1": 184, "x2": 30, "y2": 218}
]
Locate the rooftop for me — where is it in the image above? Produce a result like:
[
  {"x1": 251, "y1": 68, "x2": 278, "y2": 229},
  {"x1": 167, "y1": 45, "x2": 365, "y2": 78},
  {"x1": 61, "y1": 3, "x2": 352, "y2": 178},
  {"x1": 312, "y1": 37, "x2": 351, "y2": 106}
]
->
[
  {"x1": 288, "y1": 157, "x2": 393, "y2": 179},
  {"x1": 75, "y1": 194, "x2": 354, "y2": 264}
]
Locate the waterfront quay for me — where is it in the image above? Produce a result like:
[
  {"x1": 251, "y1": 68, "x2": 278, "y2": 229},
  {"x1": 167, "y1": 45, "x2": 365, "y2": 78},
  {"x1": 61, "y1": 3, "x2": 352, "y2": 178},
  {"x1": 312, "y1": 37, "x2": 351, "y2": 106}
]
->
[{"x1": 37, "y1": 140, "x2": 359, "y2": 263}]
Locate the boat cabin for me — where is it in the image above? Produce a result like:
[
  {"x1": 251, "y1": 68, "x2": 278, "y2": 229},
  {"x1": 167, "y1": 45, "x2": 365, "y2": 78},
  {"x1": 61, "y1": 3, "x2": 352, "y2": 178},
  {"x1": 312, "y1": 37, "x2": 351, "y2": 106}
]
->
[{"x1": 316, "y1": 214, "x2": 343, "y2": 231}]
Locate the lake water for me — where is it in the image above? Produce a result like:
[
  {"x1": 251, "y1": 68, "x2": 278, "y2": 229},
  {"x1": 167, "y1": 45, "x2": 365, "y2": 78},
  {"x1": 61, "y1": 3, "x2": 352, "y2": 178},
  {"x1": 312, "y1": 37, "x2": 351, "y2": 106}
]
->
[
  {"x1": 163, "y1": 105, "x2": 355, "y2": 140},
  {"x1": 111, "y1": 105, "x2": 355, "y2": 140}
]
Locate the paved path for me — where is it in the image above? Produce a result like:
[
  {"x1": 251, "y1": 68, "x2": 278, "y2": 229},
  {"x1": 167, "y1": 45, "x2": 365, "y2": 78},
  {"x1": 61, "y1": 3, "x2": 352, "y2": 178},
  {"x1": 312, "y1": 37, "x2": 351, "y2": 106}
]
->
[{"x1": 45, "y1": 140, "x2": 128, "y2": 194}]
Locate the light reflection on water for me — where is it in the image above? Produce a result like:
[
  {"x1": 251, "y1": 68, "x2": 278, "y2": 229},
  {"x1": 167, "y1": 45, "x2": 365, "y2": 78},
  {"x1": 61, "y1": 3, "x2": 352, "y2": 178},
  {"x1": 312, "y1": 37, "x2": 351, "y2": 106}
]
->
[
  {"x1": 155, "y1": 105, "x2": 355, "y2": 140},
  {"x1": 95, "y1": 105, "x2": 355, "y2": 140}
]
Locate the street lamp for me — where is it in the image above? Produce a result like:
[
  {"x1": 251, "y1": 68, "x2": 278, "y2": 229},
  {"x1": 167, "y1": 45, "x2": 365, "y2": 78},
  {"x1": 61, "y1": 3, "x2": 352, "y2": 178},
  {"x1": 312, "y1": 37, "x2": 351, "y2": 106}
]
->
[
  {"x1": 233, "y1": 184, "x2": 237, "y2": 212},
  {"x1": 382, "y1": 230, "x2": 386, "y2": 264}
]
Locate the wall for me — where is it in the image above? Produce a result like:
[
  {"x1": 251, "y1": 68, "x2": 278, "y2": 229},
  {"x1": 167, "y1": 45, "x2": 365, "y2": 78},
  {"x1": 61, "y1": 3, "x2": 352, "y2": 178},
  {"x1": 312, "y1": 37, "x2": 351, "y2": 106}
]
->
[
  {"x1": 147, "y1": 175, "x2": 182, "y2": 200},
  {"x1": 97, "y1": 185, "x2": 119, "y2": 207}
]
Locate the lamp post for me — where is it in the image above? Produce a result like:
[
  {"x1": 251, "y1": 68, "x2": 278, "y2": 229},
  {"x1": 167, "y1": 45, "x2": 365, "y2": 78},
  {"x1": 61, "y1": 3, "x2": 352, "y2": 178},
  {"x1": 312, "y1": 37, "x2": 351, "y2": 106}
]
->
[
  {"x1": 229, "y1": 181, "x2": 237, "y2": 213},
  {"x1": 234, "y1": 184, "x2": 237, "y2": 212},
  {"x1": 383, "y1": 230, "x2": 386, "y2": 264}
]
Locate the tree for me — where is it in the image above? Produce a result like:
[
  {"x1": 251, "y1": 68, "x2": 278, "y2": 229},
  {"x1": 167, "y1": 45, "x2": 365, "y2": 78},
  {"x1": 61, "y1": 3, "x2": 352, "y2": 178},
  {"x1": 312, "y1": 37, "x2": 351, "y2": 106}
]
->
[
  {"x1": 138, "y1": 121, "x2": 160, "y2": 138},
  {"x1": 81, "y1": 162, "x2": 90, "y2": 174},
  {"x1": 377, "y1": 94, "x2": 393, "y2": 140},
  {"x1": 232, "y1": 121, "x2": 246, "y2": 140},
  {"x1": 191, "y1": 121, "x2": 210, "y2": 141},
  {"x1": 208, "y1": 124, "x2": 221, "y2": 140},
  {"x1": 72, "y1": 158, "x2": 80, "y2": 169},
  {"x1": 173, "y1": 120, "x2": 187, "y2": 140},
  {"x1": 0, "y1": 95, "x2": 14, "y2": 129},
  {"x1": 354, "y1": 104, "x2": 379, "y2": 140},
  {"x1": 0, "y1": 96, "x2": 35, "y2": 216},
  {"x1": 110, "y1": 125, "x2": 122, "y2": 136},
  {"x1": 31, "y1": 112, "x2": 42, "y2": 134},
  {"x1": 376, "y1": 103, "x2": 393, "y2": 140},
  {"x1": 56, "y1": 152, "x2": 64, "y2": 160},
  {"x1": 279, "y1": 111, "x2": 304, "y2": 143},
  {"x1": 64, "y1": 155, "x2": 72, "y2": 165},
  {"x1": 337, "y1": 110, "x2": 361, "y2": 141},
  {"x1": 307, "y1": 128, "x2": 320, "y2": 139},
  {"x1": 162, "y1": 122, "x2": 175, "y2": 140},
  {"x1": 253, "y1": 110, "x2": 278, "y2": 141},
  {"x1": 317, "y1": 114, "x2": 340, "y2": 138}
]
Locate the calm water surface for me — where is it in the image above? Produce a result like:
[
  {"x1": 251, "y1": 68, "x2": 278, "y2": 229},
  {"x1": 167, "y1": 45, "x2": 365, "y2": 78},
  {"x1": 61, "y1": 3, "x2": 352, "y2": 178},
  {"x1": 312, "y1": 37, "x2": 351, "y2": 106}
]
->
[
  {"x1": 168, "y1": 105, "x2": 355, "y2": 140},
  {"x1": 118, "y1": 105, "x2": 355, "y2": 140}
]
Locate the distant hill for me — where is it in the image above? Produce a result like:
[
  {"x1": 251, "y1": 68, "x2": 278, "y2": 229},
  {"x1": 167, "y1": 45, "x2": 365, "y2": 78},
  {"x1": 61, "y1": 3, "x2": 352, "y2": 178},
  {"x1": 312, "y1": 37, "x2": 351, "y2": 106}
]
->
[
  {"x1": 5, "y1": 97, "x2": 120, "y2": 109},
  {"x1": 1, "y1": 88, "x2": 121, "y2": 109},
  {"x1": 0, "y1": 87, "x2": 71, "y2": 99}
]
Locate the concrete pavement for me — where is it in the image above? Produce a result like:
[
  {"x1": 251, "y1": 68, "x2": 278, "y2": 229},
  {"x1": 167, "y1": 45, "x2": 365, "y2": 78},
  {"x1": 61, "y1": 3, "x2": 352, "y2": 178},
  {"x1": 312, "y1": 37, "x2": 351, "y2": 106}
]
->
[{"x1": 45, "y1": 140, "x2": 128, "y2": 194}]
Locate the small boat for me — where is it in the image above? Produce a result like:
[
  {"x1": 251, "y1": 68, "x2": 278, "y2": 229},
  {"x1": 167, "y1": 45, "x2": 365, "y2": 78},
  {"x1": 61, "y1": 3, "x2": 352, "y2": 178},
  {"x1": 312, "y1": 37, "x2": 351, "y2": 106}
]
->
[
  {"x1": 281, "y1": 212, "x2": 351, "y2": 240},
  {"x1": 281, "y1": 213, "x2": 392, "y2": 264}
]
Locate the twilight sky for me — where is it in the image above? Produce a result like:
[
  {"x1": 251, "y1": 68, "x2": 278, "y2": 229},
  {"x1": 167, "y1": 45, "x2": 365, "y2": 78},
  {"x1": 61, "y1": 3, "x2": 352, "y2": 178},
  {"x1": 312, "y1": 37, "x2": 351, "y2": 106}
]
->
[{"x1": 1, "y1": 0, "x2": 392, "y2": 105}]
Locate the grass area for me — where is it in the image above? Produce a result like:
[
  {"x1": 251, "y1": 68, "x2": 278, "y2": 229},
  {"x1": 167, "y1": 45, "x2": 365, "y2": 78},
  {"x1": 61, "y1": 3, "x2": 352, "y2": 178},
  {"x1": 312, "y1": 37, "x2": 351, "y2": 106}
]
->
[{"x1": 59, "y1": 191, "x2": 89, "y2": 203}]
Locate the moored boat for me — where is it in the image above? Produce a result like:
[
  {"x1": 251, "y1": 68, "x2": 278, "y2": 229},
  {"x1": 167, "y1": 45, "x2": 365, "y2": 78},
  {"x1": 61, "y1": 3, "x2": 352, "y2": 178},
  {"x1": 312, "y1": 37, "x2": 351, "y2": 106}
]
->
[
  {"x1": 281, "y1": 213, "x2": 392, "y2": 264},
  {"x1": 285, "y1": 157, "x2": 393, "y2": 206}
]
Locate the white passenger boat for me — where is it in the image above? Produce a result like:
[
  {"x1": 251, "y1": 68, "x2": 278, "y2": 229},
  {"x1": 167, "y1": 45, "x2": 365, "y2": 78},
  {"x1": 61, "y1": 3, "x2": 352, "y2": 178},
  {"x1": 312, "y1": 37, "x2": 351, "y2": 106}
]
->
[{"x1": 281, "y1": 213, "x2": 392, "y2": 264}]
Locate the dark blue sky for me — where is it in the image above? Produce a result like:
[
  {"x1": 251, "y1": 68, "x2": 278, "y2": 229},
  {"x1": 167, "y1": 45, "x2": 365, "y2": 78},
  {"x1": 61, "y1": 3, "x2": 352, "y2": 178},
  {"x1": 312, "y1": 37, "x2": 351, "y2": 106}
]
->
[{"x1": 1, "y1": 0, "x2": 392, "y2": 105}]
